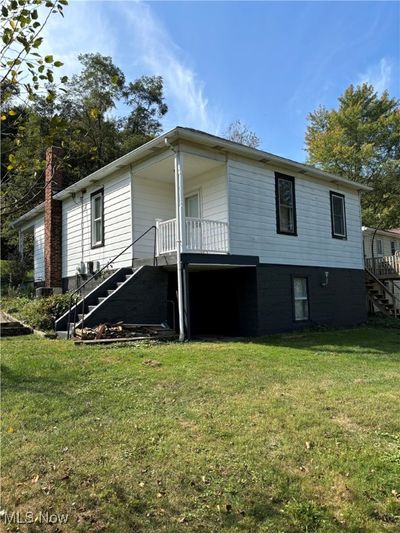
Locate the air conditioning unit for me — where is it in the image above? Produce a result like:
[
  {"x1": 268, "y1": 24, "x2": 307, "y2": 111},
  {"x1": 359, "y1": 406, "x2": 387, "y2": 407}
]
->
[{"x1": 76, "y1": 262, "x2": 86, "y2": 276}]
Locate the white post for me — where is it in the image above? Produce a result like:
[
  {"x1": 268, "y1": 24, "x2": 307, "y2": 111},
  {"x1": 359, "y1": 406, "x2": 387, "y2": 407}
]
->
[
  {"x1": 155, "y1": 218, "x2": 161, "y2": 257},
  {"x1": 174, "y1": 149, "x2": 185, "y2": 341}
]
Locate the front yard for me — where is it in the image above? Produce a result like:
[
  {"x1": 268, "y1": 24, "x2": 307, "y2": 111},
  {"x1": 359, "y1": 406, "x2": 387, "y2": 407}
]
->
[{"x1": 1, "y1": 327, "x2": 400, "y2": 531}]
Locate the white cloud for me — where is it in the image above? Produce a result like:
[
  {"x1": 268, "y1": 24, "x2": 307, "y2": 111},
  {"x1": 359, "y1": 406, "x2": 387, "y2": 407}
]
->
[
  {"x1": 40, "y1": 0, "x2": 220, "y2": 133},
  {"x1": 356, "y1": 58, "x2": 392, "y2": 94},
  {"x1": 117, "y1": 1, "x2": 221, "y2": 133},
  {"x1": 41, "y1": 1, "x2": 117, "y2": 78}
]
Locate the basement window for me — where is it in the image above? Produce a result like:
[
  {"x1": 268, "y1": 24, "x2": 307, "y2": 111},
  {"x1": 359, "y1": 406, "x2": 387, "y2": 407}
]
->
[
  {"x1": 275, "y1": 173, "x2": 297, "y2": 235},
  {"x1": 91, "y1": 189, "x2": 104, "y2": 248},
  {"x1": 293, "y1": 277, "x2": 309, "y2": 321},
  {"x1": 330, "y1": 192, "x2": 347, "y2": 239}
]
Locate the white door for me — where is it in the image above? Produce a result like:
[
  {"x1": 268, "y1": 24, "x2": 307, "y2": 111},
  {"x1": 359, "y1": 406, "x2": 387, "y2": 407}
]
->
[
  {"x1": 185, "y1": 193, "x2": 200, "y2": 218},
  {"x1": 185, "y1": 193, "x2": 201, "y2": 250}
]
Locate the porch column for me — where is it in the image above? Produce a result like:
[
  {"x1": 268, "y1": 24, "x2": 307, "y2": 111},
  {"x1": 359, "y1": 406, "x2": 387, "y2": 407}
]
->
[{"x1": 174, "y1": 148, "x2": 186, "y2": 341}]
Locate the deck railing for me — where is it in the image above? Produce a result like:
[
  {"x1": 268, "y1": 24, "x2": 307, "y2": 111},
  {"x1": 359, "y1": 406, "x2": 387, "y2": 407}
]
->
[
  {"x1": 157, "y1": 217, "x2": 229, "y2": 255},
  {"x1": 365, "y1": 254, "x2": 400, "y2": 277}
]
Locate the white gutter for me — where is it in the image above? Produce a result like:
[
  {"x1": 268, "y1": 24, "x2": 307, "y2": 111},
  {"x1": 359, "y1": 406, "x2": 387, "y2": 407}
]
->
[{"x1": 12, "y1": 126, "x2": 372, "y2": 228}]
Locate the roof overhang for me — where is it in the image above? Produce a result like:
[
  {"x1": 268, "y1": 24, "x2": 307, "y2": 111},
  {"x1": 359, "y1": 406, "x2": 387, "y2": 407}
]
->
[
  {"x1": 12, "y1": 202, "x2": 44, "y2": 229},
  {"x1": 12, "y1": 126, "x2": 372, "y2": 227},
  {"x1": 362, "y1": 226, "x2": 400, "y2": 239}
]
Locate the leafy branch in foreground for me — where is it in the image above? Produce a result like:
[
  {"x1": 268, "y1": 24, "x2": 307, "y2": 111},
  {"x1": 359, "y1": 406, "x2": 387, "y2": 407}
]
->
[{"x1": 1, "y1": 0, "x2": 68, "y2": 107}]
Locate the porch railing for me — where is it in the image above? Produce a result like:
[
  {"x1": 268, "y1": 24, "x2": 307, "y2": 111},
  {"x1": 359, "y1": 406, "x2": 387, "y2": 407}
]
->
[
  {"x1": 157, "y1": 217, "x2": 229, "y2": 255},
  {"x1": 365, "y1": 254, "x2": 400, "y2": 277}
]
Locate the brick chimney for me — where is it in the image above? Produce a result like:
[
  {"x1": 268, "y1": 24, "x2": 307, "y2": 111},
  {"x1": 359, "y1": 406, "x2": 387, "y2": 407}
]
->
[{"x1": 44, "y1": 146, "x2": 63, "y2": 290}]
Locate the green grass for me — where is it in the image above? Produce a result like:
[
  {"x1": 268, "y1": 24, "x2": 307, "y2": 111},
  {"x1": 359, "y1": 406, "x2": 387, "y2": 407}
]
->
[{"x1": 1, "y1": 327, "x2": 400, "y2": 532}]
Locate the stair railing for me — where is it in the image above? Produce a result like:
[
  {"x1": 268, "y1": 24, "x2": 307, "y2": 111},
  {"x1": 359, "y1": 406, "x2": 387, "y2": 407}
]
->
[
  {"x1": 66, "y1": 225, "x2": 157, "y2": 339},
  {"x1": 365, "y1": 267, "x2": 400, "y2": 318}
]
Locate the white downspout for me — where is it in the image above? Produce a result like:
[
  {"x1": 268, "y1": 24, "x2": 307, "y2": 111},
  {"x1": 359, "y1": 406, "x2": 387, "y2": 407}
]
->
[{"x1": 174, "y1": 147, "x2": 185, "y2": 341}]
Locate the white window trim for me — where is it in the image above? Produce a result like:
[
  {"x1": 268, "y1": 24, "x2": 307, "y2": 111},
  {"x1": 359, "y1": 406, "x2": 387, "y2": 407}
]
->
[
  {"x1": 91, "y1": 190, "x2": 104, "y2": 248},
  {"x1": 293, "y1": 277, "x2": 310, "y2": 322}
]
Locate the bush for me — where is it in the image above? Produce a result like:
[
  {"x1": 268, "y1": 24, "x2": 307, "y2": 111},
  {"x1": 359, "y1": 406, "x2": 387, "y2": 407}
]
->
[{"x1": 2, "y1": 293, "x2": 72, "y2": 331}]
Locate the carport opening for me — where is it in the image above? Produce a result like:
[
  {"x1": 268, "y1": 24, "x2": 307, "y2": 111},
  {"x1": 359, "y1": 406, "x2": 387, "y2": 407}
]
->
[{"x1": 188, "y1": 267, "x2": 258, "y2": 337}]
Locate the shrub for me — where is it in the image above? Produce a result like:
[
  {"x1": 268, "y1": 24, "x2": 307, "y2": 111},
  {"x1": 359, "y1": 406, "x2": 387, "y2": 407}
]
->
[{"x1": 3, "y1": 293, "x2": 72, "y2": 331}]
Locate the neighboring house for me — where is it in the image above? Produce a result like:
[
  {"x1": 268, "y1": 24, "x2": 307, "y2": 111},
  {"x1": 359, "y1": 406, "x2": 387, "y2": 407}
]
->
[
  {"x1": 13, "y1": 127, "x2": 372, "y2": 339},
  {"x1": 362, "y1": 226, "x2": 400, "y2": 316}
]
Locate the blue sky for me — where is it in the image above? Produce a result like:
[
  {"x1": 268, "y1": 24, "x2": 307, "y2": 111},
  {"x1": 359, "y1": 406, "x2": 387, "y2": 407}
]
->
[{"x1": 43, "y1": 1, "x2": 399, "y2": 162}]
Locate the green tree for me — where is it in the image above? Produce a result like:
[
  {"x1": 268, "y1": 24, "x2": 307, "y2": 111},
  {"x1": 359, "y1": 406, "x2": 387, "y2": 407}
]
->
[
  {"x1": 305, "y1": 84, "x2": 400, "y2": 229},
  {"x1": 1, "y1": 53, "x2": 168, "y2": 253}
]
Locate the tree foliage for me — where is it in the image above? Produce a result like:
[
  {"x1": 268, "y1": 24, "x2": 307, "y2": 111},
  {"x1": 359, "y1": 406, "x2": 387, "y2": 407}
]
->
[
  {"x1": 305, "y1": 84, "x2": 400, "y2": 229},
  {"x1": 1, "y1": 53, "x2": 168, "y2": 251},
  {"x1": 1, "y1": 0, "x2": 68, "y2": 105},
  {"x1": 224, "y1": 120, "x2": 261, "y2": 148}
]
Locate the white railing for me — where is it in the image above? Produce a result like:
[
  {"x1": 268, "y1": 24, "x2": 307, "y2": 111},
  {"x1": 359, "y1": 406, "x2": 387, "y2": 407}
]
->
[
  {"x1": 365, "y1": 255, "x2": 400, "y2": 277},
  {"x1": 156, "y1": 218, "x2": 176, "y2": 254},
  {"x1": 157, "y1": 217, "x2": 229, "y2": 255}
]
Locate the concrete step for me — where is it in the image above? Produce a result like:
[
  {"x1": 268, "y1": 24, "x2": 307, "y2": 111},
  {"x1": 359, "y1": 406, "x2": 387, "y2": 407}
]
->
[
  {"x1": 107, "y1": 289, "x2": 115, "y2": 296},
  {"x1": 0, "y1": 325, "x2": 32, "y2": 337}
]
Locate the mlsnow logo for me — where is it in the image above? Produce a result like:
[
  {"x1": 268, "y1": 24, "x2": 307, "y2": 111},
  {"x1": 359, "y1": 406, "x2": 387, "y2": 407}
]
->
[{"x1": 0, "y1": 509, "x2": 69, "y2": 524}]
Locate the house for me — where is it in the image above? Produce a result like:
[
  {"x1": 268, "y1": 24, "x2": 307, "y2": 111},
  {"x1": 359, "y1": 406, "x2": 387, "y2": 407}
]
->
[
  {"x1": 13, "y1": 127, "x2": 372, "y2": 339},
  {"x1": 362, "y1": 226, "x2": 400, "y2": 317}
]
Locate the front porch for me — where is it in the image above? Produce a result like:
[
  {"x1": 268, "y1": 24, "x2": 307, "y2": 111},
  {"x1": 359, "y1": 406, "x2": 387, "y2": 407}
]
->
[
  {"x1": 132, "y1": 140, "x2": 230, "y2": 260},
  {"x1": 156, "y1": 217, "x2": 229, "y2": 255}
]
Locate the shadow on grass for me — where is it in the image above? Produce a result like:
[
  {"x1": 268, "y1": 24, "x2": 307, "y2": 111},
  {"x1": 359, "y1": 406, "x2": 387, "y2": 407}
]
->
[
  {"x1": 252, "y1": 326, "x2": 400, "y2": 357},
  {"x1": 192, "y1": 326, "x2": 400, "y2": 356},
  {"x1": 1, "y1": 363, "x2": 79, "y2": 397}
]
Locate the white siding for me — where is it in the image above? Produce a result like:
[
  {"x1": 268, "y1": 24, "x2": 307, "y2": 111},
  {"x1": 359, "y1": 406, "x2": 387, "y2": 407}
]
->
[
  {"x1": 228, "y1": 157, "x2": 364, "y2": 269},
  {"x1": 185, "y1": 167, "x2": 228, "y2": 222},
  {"x1": 132, "y1": 167, "x2": 228, "y2": 259},
  {"x1": 34, "y1": 217, "x2": 45, "y2": 282},
  {"x1": 132, "y1": 176, "x2": 175, "y2": 258},
  {"x1": 363, "y1": 231, "x2": 400, "y2": 258},
  {"x1": 62, "y1": 170, "x2": 132, "y2": 278}
]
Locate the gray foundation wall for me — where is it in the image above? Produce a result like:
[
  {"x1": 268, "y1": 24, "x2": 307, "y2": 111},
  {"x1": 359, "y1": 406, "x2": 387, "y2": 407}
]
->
[
  {"x1": 256, "y1": 264, "x2": 367, "y2": 335},
  {"x1": 81, "y1": 266, "x2": 169, "y2": 327}
]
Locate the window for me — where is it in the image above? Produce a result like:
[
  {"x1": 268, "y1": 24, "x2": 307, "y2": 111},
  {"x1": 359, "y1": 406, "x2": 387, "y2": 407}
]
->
[
  {"x1": 275, "y1": 173, "x2": 297, "y2": 235},
  {"x1": 390, "y1": 241, "x2": 396, "y2": 256},
  {"x1": 91, "y1": 189, "x2": 104, "y2": 248},
  {"x1": 293, "y1": 277, "x2": 309, "y2": 321},
  {"x1": 376, "y1": 239, "x2": 383, "y2": 256},
  {"x1": 330, "y1": 192, "x2": 347, "y2": 239}
]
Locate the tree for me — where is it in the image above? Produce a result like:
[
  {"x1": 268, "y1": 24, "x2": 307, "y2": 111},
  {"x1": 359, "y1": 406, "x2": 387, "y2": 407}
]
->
[
  {"x1": 1, "y1": 0, "x2": 68, "y2": 105},
  {"x1": 1, "y1": 53, "x2": 168, "y2": 253},
  {"x1": 305, "y1": 84, "x2": 400, "y2": 229},
  {"x1": 224, "y1": 120, "x2": 261, "y2": 148}
]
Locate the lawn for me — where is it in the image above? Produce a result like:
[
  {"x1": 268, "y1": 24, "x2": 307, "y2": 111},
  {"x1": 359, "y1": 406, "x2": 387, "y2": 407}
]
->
[{"x1": 1, "y1": 327, "x2": 400, "y2": 532}]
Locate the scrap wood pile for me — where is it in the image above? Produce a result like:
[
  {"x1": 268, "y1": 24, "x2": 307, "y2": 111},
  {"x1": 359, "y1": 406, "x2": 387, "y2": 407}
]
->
[{"x1": 74, "y1": 322, "x2": 176, "y2": 343}]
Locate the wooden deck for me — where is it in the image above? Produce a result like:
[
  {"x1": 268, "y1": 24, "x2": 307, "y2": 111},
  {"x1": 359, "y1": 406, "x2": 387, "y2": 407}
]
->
[{"x1": 365, "y1": 254, "x2": 400, "y2": 279}]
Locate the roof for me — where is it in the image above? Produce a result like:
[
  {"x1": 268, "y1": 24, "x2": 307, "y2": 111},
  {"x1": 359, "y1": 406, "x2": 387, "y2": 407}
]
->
[
  {"x1": 362, "y1": 226, "x2": 400, "y2": 239},
  {"x1": 12, "y1": 126, "x2": 372, "y2": 228}
]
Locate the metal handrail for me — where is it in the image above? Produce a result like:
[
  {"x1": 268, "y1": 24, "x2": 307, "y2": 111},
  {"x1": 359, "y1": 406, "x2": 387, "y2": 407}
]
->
[
  {"x1": 66, "y1": 225, "x2": 157, "y2": 338},
  {"x1": 365, "y1": 267, "x2": 400, "y2": 318}
]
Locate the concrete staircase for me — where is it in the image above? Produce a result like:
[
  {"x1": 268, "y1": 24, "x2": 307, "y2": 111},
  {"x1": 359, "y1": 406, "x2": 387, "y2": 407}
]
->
[
  {"x1": 56, "y1": 265, "x2": 169, "y2": 338},
  {"x1": 0, "y1": 314, "x2": 32, "y2": 337}
]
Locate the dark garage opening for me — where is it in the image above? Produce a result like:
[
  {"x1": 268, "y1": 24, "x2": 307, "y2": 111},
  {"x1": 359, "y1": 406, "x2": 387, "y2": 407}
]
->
[{"x1": 188, "y1": 267, "x2": 258, "y2": 337}]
